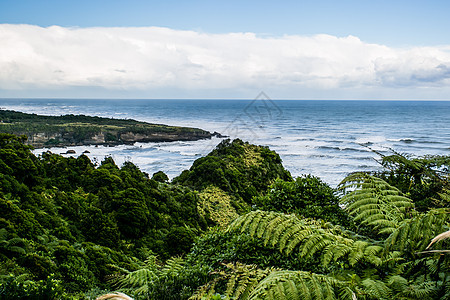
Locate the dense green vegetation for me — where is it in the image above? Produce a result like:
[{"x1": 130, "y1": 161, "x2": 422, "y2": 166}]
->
[
  {"x1": 373, "y1": 151, "x2": 450, "y2": 211},
  {"x1": 0, "y1": 133, "x2": 448, "y2": 299},
  {"x1": 0, "y1": 110, "x2": 213, "y2": 147},
  {"x1": 174, "y1": 139, "x2": 292, "y2": 213}
]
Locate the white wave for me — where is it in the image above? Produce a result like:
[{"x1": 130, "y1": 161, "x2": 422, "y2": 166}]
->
[{"x1": 354, "y1": 135, "x2": 386, "y2": 144}]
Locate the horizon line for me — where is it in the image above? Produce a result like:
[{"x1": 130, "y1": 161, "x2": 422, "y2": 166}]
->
[{"x1": 1, "y1": 97, "x2": 450, "y2": 102}]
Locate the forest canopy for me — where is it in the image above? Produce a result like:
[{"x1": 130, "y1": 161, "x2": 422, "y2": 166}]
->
[{"x1": 0, "y1": 133, "x2": 448, "y2": 299}]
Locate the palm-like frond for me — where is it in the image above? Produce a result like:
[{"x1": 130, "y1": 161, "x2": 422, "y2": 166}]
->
[
  {"x1": 386, "y1": 208, "x2": 449, "y2": 253},
  {"x1": 161, "y1": 256, "x2": 185, "y2": 277},
  {"x1": 109, "y1": 256, "x2": 190, "y2": 298},
  {"x1": 248, "y1": 270, "x2": 341, "y2": 300},
  {"x1": 228, "y1": 210, "x2": 383, "y2": 268},
  {"x1": 115, "y1": 268, "x2": 159, "y2": 295},
  {"x1": 339, "y1": 173, "x2": 415, "y2": 236},
  {"x1": 0, "y1": 227, "x2": 28, "y2": 256},
  {"x1": 190, "y1": 263, "x2": 346, "y2": 300},
  {"x1": 111, "y1": 255, "x2": 160, "y2": 296},
  {"x1": 379, "y1": 153, "x2": 448, "y2": 185},
  {"x1": 437, "y1": 189, "x2": 450, "y2": 204},
  {"x1": 387, "y1": 275, "x2": 437, "y2": 300},
  {"x1": 360, "y1": 278, "x2": 390, "y2": 299},
  {"x1": 190, "y1": 262, "x2": 276, "y2": 300}
]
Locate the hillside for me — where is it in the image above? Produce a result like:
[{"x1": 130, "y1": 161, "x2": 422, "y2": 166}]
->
[
  {"x1": 0, "y1": 134, "x2": 448, "y2": 299},
  {"x1": 0, "y1": 110, "x2": 215, "y2": 148}
]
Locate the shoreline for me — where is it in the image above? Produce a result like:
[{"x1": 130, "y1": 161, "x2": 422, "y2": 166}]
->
[{"x1": 0, "y1": 109, "x2": 222, "y2": 148}]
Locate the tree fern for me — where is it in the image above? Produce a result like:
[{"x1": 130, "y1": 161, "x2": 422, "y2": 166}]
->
[
  {"x1": 379, "y1": 153, "x2": 448, "y2": 186},
  {"x1": 115, "y1": 268, "x2": 158, "y2": 295},
  {"x1": 204, "y1": 269, "x2": 441, "y2": 300},
  {"x1": 339, "y1": 173, "x2": 415, "y2": 236},
  {"x1": 228, "y1": 211, "x2": 383, "y2": 268},
  {"x1": 385, "y1": 208, "x2": 449, "y2": 253},
  {"x1": 111, "y1": 255, "x2": 161, "y2": 296},
  {"x1": 438, "y1": 189, "x2": 450, "y2": 205},
  {"x1": 161, "y1": 256, "x2": 186, "y2": 277},
  {"x1": 0, "y1": 227, "x2": 28, "y2": 258},
  {"x1": 192, "y1": 171, "x2": 448, "y2": 300},
  {"x1": 397, "y1": 281, "x2": 437, "y2": 300},
  {"x1": 190, "y1": 262, "x2": 346, "y2": 300},
  {"x1": 109, "y1": 255, "x2": 194, "y2": 299},
  {"x1": 190, "y1": 262, "x2": 276, "y2": 300},
  {"x1": 386, "y1": 274, "x2": 439, "y2": 300},
  {"x1": 248, "y1": 270, "x2": 341, "y2": 300}
]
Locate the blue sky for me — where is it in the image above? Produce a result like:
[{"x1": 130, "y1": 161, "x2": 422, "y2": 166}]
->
[
  {"x1": 1, "y1": 0, "x2": 450, "y2": 99},
  {"x1": 2, "y1": 0, "x2": 450, "y2": 46}
]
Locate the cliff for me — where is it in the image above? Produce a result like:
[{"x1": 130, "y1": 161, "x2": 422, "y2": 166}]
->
[{"x1": 0, "y1": 109, "x2": 216, "y2": 148}]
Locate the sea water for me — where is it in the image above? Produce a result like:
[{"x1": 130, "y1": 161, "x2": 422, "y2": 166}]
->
[{"x1": 1, "y1": 98, "x2": 449, "y2": 186}]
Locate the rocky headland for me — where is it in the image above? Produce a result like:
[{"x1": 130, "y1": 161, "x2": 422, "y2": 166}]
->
[{"x1": 0, "y1": 109, "x2": 218, "y2": 148}]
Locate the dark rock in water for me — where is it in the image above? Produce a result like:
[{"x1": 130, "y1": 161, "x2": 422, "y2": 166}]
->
[
  {"x1": 212, "y1": 131, "x2": 228, "y2": 138},
  {"x1": 83, "y1": 150, "x2": 90, "y2": 154},
  {"x1": 66, "y1": 150, "x2": 76, "y2": 154}
]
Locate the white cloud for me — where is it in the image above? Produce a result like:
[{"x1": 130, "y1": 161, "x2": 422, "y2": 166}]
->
[{"x1": 1, "y1": 24, "x2": 450, "y2": 98}]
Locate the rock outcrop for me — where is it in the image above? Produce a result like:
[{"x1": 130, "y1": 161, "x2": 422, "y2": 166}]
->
[{"x1": 0, "y1": 109, "x2": 217, "y2": 148}]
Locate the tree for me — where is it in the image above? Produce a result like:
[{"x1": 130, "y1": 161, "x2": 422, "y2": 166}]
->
[
  {"x1": 112, "y1": 188, "x2": 150, "y2": 238},
  {"x1": 173, "y1": 139, "x2": 292, "y2": 205},
  {"x1": 152, "y1": 171, "x2": 169, "y2": 183},
  {"x1": 374, "y1": 152, "x2": 450, "y2": 210},
  {"x1": 0, "y1": 228, "x2": 27, "y2": 259},
  {"x1": 190, "y1": 173, "x2": 449, "y2": 299},
  {"x1": 253, "y1": 175, "x2": 352, "y2": 227}
]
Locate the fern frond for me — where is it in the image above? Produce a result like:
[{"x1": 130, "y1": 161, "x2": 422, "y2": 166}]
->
[
  {"x1": 339, "y1": 173, "x2": 415, "y2": 236},
  {"x1": 191, "y1": 262, "x2": 352, "y2": 300},
  {"x1": 364, "y1": 245, "x2": 384, "y2": 266},
  {"x1": 190, "y1": 262, "x2": 276, "y2": 300},
  {"x1": 322, "y1": 243, "x2": 351, "y2": 267},
  {"x1": 229, "y1": 211, "x2": 383, "y2": 270},
  {"x1": 386, "y1": 208, "x2": 449, "y2": 253},
  {"x1": 386, "y1": 275, "x2": 408, "y2": 293},
  {"x1": 263, "y1": 213, "x2": 293, "y2": 246},
  {"x1": 361, "y1": 278, "x2": 390, "y2": 299},
  {"x1": 109, "y1": 255, "x2": 161, "y2": 297},
  {"x1": 395, "y1": 280, "x2": 437, "y2": 299},
  {"x1": 348, "y1": 240, "x2": 369, "y2": 266},
  {"x1": 116, "y1": 268, "x2": 157, "y2": 289},
  {"x1": 161, "y1": 256, "x2": 185, "y2": 277},
  {"x1": 268, "y1": 214, "x2": 303, "y2": 249},
  {"x1": 300, "y1": 232, "x2": 353, "y2": 263},
  {"x1": 280, "y1": 222, "x2": 315, "y2": 255},
  {"x1": 248, "y1": 270, "x2": 342, "y2": 300}
]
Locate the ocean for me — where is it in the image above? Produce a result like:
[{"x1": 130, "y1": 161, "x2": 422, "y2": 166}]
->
[{"x1": 1, "y1": 98, "x2": 449, "y2": 186}]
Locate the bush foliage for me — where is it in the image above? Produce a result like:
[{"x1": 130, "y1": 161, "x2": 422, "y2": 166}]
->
[{"x1": 0, "y1": 133, "x2": 448, "y2": 299}]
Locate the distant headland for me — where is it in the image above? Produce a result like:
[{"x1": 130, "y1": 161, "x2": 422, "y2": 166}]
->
[{"x1": 0, "y1": 109, "x2": 221, "y2": 148}]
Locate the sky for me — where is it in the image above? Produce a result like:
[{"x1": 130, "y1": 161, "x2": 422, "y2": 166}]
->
[{"x1": 1, "y1": 0, "x2": 450, "y2": 99}]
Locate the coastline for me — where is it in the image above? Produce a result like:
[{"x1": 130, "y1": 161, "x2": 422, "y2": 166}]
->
[
  {"x1": 0, "y1": 109, "x2": 220, "y2": 148},
  {"x1": 1, "y1": 99, "x2": 449, "y2": 186}
]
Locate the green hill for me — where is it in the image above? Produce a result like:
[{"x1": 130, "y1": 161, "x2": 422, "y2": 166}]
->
[
  {"x1": 0, "y1": 133, "x2": 448, "y2": 299},
  {"x1": 0, "y1": 110, "x2": 214, "y2": 147}
]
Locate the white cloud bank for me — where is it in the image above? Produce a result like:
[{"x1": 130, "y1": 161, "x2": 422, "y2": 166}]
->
[{"x1": 1, "y1": 24, "x2": 450, "y2": 98}]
